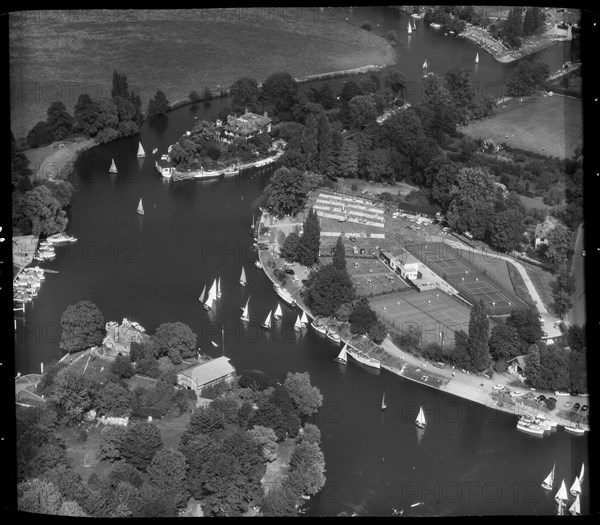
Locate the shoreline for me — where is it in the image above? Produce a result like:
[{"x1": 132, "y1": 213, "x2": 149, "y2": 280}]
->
[{"x1": 255, "y1": 207, "x2": 589, "y2": 434}]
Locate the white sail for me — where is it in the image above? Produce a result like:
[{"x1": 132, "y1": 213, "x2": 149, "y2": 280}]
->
[
  {"x1": 109, "y1": 158, "x2": 118, "y2": 173},
  {"x1": 199, "y1": 285, "x2": 206, "y2": 303},
  {"x1": 336, "y1": 344, "x2": 348, "y2": 363},
  {"x1": 570, "y1": 476, "x2": 581, "y2": 496},
  {"x1": 555, "y1": 480, "x2": 568, "y2": 503},
  {"x1": 205, "y1": 279, "x2": 218, "y2": 310},
  {"x1": 381, "y1": 392, "x2": 387, "y2": 410},
  {"x1": 407, "y1": 21, "x2": 412, "y2": 34},
  {"x1": 274, "y1": 303, "x2": 282, "y2": 319},
  {"x1": 300, "y1": 310, "x2": 308, "y2": 326},
  {"x1": 542, "y1": 464, "x2": 555, "y2": 490},
  {"x1": 475, "y1": 52, "x2": 479, "y2": 64},
  {"x1": 137, "y1": 142, "x2": 146, "y2": 157},
  {"x1": 240, "y1": 267, "x2": 246, "y2": 286},
  {"x1": 412, "y1": 19, "x2": 416, "y2": 30},
  {"x1": 580, "y1": 463, "x2": 585, "y2": 485},
  {"x1": 241, "y1": 296, "x2": 250, "y2": 321},
  {"x1": 422, "y1": 59, "x2": 428, "y2": 69},
  {"x1": 262, "y1": 310, "x2": 272, "y2": 329},
  {"x1": 137, "y1": 198, "x2": 144, "y2": 215},
  {"x1": 416, "y1": 406, "x2": 426, "y2": 428},
  {"x1": 217, "y1": 277, "x2": 221, "y2": 298},
  {"x1": 294, "y1": 314, "x2": 302, "y2": 331},
  {"x1": 569, "y1": 494, "x2": 580, "y2": 516}
]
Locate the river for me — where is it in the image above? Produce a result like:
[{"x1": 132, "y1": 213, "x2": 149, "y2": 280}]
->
[{"x1": 13, "y1": 6, "x2": 587, "y2": 517}]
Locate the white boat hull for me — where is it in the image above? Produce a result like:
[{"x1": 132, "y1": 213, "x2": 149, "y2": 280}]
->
[{"x1": 346, "y1": 347, "x2": 380, "y2": 369}]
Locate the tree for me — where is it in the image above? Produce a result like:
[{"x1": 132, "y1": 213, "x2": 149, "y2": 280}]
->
[
  {"x1": 46, "y1": 101, "x2": 74, "y2": 141},
  {"x1": 280, "y1": 231, "x2": 301, "y2": 262},
  {"x1": 261, "y1": 71, "x2": 298, "y2": 116},
  {"x1": 284, "y1": 372, "x2": 323, "y2": 417},
  {"x1": 348, "y1": 95, "x2": 378, "y2": 129},
  {"x1": 147, "y1": 448, "x2": 189, "y2": 511},
  {"x1": 108, "y1": 460, "x2": 144, "y2": 489},
  {"x1": 36, "y1": 179, "x2": 73, "y2": 208},
  {"x1": 155, "y1": 322, "x2": 197, "y2": 363},
  {"x1": 300, "y1": 114, "x2": 319, "y2": 171},
  {"x1": 301, "y1": 423, "x2": 321, "y2": 445},
  {"x1": 229, "y1": 77, "x2": 260, "y2": 112},
  {"x1": 332, "y1": 235, "x2": 346, "y2": 270},
  {"x1": 467, "y1": 300, "x2": 491, "y2": 371},
  {"x1": 368, "y1": 321, "x2": 388, "y2": 345},
  {"x1": 147, "y1": 90, "x2": 170, "y2": 117},
  {"x1": 135, "y1": 354, "x2": 161, "y2": 378},
  {"x1": 296, "y1": 207, "x2": 321, "y2": 266},
  {"x1": 26, "y1": 120, "x2": 54, "y2": 148},
  {"x1": 430, "y1": 162, "x2": 460, "y2": 210},
  {"x1": 247, "y1": 425, "x2": 278, "y2": 462},
  {"x1": 488, "y1": 208, "x2": 526, "y2": 252},
  {"x1": 97, "y1": 382, "x2": 134, "y2": 417},
  {"x1": 99, "y1": 425, "x2": 127, "y2": 462},
  {"x1": 188, "y1": 90, "x2": 201, "y2": 103},
  {"x1": 260, "y1": 484, "x2": 299, "y2": 516},
  {"x1": 286, "y1": 440, "x2": 326, "y2": 497},
  {"x1": 59, "y1": 300, "x2": 104, "y2": 354},
  {"x1": 506, "y1": 59, "x2": 550, "y2": 97},
  {"x1": 263, "y1": 166, "x2": 309, "y2": 217},
  {"x1": 11, "y1": 131, "x2": 33, "y2": 191},
  {"x1": 420, "y1": 73, "x2": 462, "y2": 141},
  {"x1": 50, "y1": 367, "x2": 97, "y2": 424},
  {"x1": 135, "y1": 483, "x2": 172, "y2": 517},
  {"x1": 552, "y1": 288, "x2": 573, "y2": 320},
  {"x1": 120, "y1": 421, "x2": 163, "y2": 470},
  {"x1": 445, "y1": 67, "x2": 472, "y2": 109},
  {"x1": 350, "y1": 297, "x2": 377, "y2": 334},
  {"x1": 18, "y1": 478, "x2": 63, "y2": 514},
  {"x1": 384, "y1": 69, "x2": 406, "y2": 99},
  {"x1": 111, "y1": 354, "x2": 134, "y2": 378},
  {"x1": 59, "y1": 500, "x2": 88, "y2": 517},
  {"x1": 393, "y1": 325, "x2": 422, "y2": 353},
  {"x1": 181, "y1": 406, "x2": 225, "y2": 445},
  {"x1": 12, "y1": 185, "x2": 68, "y2": 236},
  {"x1": 545, "y1": 226, "x2": 571, "y2": 273},
  {"x1": 317, "y1": 112, "x2": 332, "y2": 173},
  {"x1": 506, "y1": 308, "x2": 543, "y2": 351},
  {"x1": 305, "y1": 263, "x2": 355, "y2": 317},
  {"x1": 363, "y1": 148, "x2": 393, "y2": 183},
  {"x1": 488, "y1": 323, "x2": 521, "y2": 361}
]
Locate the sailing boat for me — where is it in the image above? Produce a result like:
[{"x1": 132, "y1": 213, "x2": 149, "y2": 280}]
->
[
  {"x1": 241, "y1": 296, "x2": 250, "y2": 321},
  {"x1": 415, "y1": 406, "x2": 427, "y2": 428},
  {"x1": 216, "y1": 277, "x2": 222, "y2": 298},
  {"x1": 261, "y1": 310, "x2": 272, "y2": 329},
  {"x1": 569, "y1": 494, "x2": 581, "y2": 516},
  {"x1": 412, "y1": 18, "x2": 417, "y2": 31},
  {"x1": 570, "y1": 476, "x2": 581, "y2": 497},
  {"x1": 381, "y1": 393, "x2": 387, "y2": 411},
  {"x1": 422, "y1": 58, "x2": 428, "y2": 69},
  {"x1": 475, "y1": 52, "x2": 479, "y2": 64},
  {"x1": 300, "y1": 310, "x2": 309, "y2": 327},
  {"x1": 554, "y1": 480, "x2": 568, "y2": 505},
  {"x1": 137, "y1": 198, "x2": 144, "y2": 215},
  {"x1": 204, "y1": 279, "x2": 217, "y2": 311},
  {"x1": 137, "y1": 141, "x2": 146, "y2": 158},
  {"x1": 294, "y1": 314, "x2": 302, "y2": 332},
  {"x1": 239, "y1": 267, "x2": 247, "y2": 286},
  {"x1": 542, "y1": 464, "x2": 555, "y2": 490},
  {"x1": 273, "y1": 303, "x2": 283, "y2": 320},
  {"x1": 407, "y1": 21, "x2": 412, "y2": 35},
  {"x1": 109, "y1": 158, "x2": 118, "y2": 173},
  {"x1": 335, "y1": 344, "x2": 348, "y2": 364},
  {"x1": 198, "y1": 284, "x2": 206, "y2": 303},
  {"x1": 579, "y1": 463, "x2": 585, "y2": 485}
]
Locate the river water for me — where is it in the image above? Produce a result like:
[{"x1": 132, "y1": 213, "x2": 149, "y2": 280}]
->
[{"x1": 13, "y1": 6, "x2": 588, "y2": 516}]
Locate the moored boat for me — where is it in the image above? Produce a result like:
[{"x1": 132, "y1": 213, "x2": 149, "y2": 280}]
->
[
  {"x1": 346, "y1": 346, "x2": 380, "y2": 369},
  {"x1": 294, "y1": 314, "x2": 303, "y2": 332},
  {"x1": 564, "y1": 424, "x2": 586, "y2": 436},
  {"x1": 273, "y1": 283, "x2": 296, "y2": 307},
  {"x1": 312, "y1": 322, "x2": 327, "y2": 335},
  {"x1": 335, "y1": 344, "x2": 348, "y2": 364},
  {"x1": 300, "y1": 310, "x2": 309, "y2": 328},
  {"x1": 517, "y1": 419, "x2": 545, "y2": 436},
  {"x1": 326, "y1": 330, "x2": 341, "y2": 343}
]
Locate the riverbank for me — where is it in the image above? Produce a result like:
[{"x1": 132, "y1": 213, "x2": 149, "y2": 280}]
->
[
  {"x1": 459, "y1": 22, "x2": 571, "y2": 63},
  {"x1": 22, "y1": 137, "x2": 96, "y2": 182},
  {"x1": 254, "y1": 207, "x2": 588, "y2": 434}
]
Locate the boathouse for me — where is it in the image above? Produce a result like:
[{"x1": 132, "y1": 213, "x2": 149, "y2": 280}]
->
[
  {"x1": 217, "y1": 110, "x2": 272, "y2": 143},
  {"x1": 177, "y1": 356, "x2": 236, "y2": 395}
]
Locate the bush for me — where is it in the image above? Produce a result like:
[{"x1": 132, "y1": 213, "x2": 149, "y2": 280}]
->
[
  {"x1": 545, "y1": 398, "x2": 556, "y2": 411},
  {"x1": 361, "y1": 20, "x2": 373, "y2": 31}
]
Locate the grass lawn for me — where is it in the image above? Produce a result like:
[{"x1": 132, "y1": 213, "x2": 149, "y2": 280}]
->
[
  {"x1": 9, "y1": 9, "x2": 395, "y2": 138},
  {"x1": 262, "y1": 437, "x2": 296, "y2": 494},
  {"x1": 521, "y1": 261, "x2": 556, "y2": 312},
  {"x1": 506, "y1": 261, "x2": 536, "y2": 307},
  {"x1": 459, "y1": 94, "x2": 583, "y2": 160}
]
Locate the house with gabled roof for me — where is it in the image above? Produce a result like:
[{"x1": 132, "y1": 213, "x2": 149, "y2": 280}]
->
[
  {"x1": 176, "y1": 356, "x2": 236, "y2": 395},
  {"x1": 102, "y1": 317, "x2": 150, "y2": 356},
  {"x1": 217, "y1": 109, "x2": 272, "y2": 143}
]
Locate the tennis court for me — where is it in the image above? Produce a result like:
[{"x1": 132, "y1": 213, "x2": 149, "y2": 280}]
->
[
  {"x1": 370, "y1": 289, "x2": 472, "y2": 346},
  {"x1": 405, "y1": 242, "x2": 528, "y2": 313}
]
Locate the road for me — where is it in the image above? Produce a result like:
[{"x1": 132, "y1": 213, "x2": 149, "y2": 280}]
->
[{"x1": 566, "y1": 223, "x2": 586, "y2": 326}]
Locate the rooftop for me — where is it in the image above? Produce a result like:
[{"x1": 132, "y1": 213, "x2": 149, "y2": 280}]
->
[{"x1": 179, "y1": 356, "x2": 236, "y2": 386}]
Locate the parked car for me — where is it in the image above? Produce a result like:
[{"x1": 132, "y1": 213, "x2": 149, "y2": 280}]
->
[
  {"x1": 573, "y1": 403, "x2": 581, "y2": 410},
  {"x1": 581, "y1": 405, "x2": 588, "y2": 411},
  {"x1": 284, "y1": 268, "x2": 295, "y2": 275},
  {"x1": 564, "y1": 401, "x2": 572, "y2": 408},
  {"x1": 433, "y1": 362, "x2": 445, "y2": 369},
  {"x1": 536, "y1": 395, "x2": 547, "y2": 403},
  {"x1": 349, "y1": 236, "x2": 356, "y2": 242}
]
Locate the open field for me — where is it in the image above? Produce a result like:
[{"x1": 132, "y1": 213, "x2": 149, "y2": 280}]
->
[
  {"x1": 371, "y1": 289, "x2": 472, "y2": 347},
  {"x1": 459, "y1": 94, "x2": 583, "y2": 160},
  {"x1": 520, "y1": 260, "x2": 556, "y2": 313},
  {"x1": 9, "y1": 8, "x2": 395, "y2": 138}
]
